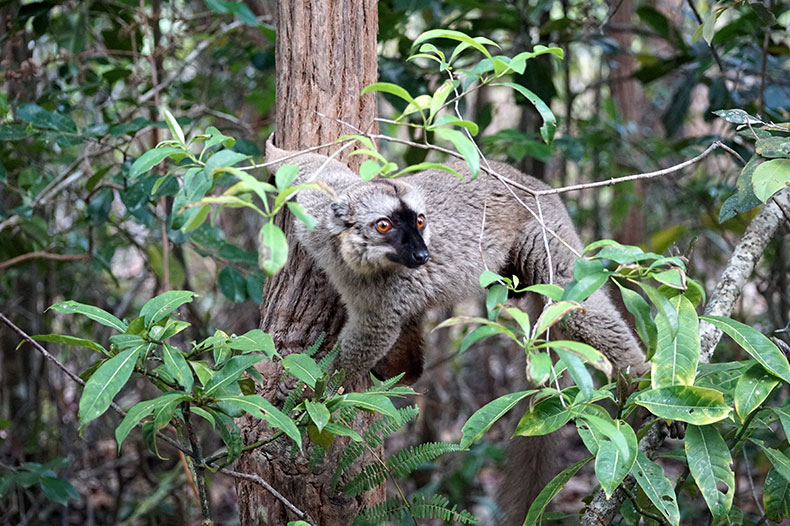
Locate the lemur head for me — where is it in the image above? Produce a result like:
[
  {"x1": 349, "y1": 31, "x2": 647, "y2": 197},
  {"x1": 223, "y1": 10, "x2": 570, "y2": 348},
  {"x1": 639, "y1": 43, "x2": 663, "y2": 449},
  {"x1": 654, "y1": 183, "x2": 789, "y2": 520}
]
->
[{"x1": 331, "y1": 179, "x2": 430, "y2": 274}]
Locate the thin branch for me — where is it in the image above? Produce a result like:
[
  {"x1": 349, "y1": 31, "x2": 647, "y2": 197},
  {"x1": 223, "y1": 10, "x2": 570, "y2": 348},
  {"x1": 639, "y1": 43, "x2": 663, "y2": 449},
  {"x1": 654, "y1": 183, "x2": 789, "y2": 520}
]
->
[
  {"x1": 0, "y1": 251, "x2": 91, "y2": 271},
  {"x1": 532, "y1": 141, "x2": 727, "y2": 196},
  {"x1": 0, "y1": 312, "x2": 191, "y2": 457},
  {"x1": 220, "y1": 469, "x2": 314, "y2": 525}
]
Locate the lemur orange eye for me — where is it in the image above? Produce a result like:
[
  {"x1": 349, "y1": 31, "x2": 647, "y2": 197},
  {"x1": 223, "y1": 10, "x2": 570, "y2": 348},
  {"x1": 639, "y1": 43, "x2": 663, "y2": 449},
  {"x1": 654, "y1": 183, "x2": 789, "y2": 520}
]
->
[
  {"x1": 416, "y1": 214, "x2": 426, "y2": 229},
  {"x1": 375, "y1": 218, "x2": 392, "y2": 233}
]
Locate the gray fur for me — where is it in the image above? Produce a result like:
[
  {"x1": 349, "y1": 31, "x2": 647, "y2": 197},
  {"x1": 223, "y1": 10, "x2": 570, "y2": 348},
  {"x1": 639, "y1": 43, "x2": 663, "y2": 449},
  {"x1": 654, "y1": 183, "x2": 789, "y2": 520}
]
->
[{"x1": 265, "y1": 141, "x2": 647, "y2": 382}]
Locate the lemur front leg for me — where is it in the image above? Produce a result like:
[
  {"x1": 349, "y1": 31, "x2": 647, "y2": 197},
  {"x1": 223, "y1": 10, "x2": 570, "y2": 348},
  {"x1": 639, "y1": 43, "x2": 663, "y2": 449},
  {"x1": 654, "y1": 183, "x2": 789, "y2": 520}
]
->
[
  {"x1": 334, "y1": 307, "x2": 404, "y2": 385},
  {"x1": 372, "y1": 319, "x2": 425, "y2": 385}
]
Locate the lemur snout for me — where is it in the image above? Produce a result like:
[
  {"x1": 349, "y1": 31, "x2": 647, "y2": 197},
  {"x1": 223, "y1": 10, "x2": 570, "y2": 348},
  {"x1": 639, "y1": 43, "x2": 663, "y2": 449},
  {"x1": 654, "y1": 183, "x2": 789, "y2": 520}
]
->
[{"x1": 410, "y1": 248, "x2": 430, "y2": 266}]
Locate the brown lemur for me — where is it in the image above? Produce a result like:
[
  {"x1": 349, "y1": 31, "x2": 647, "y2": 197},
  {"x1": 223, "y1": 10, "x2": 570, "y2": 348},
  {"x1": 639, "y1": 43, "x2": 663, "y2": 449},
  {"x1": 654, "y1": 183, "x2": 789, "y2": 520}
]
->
[{"x1": 264, "y1": 139, "x2": 647, "y2": 385}]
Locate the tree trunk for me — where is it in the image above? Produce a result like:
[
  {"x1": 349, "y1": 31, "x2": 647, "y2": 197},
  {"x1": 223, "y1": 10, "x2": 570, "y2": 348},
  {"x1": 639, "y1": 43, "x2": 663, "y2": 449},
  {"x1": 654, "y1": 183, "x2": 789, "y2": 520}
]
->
[{"x1": 235, "y1": 1, "x2": 381, "y2": 524}]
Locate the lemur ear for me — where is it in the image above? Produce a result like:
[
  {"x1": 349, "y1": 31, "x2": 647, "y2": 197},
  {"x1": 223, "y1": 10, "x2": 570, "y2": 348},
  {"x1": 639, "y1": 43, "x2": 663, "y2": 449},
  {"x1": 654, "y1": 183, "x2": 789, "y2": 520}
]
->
[{"x1": 331, "y1": 200, "x2": 351, "y2": 224}]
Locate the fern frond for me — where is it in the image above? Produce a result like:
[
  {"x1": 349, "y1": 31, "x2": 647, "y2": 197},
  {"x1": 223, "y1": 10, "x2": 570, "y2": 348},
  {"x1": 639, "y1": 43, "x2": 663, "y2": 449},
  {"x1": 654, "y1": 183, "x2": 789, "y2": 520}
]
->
[
  {"x1": 387, "y1": 442, "x2": 463, "y2": 478},
  {"x1": 308, "y1": 442, "x2": 325, "y2": 474},
  {"x1": 318, "y1": 341, "x2": 340, "y2": 371},
  {"x1": 352, "y1": 496, "x2": 410, "y2": 526},
  {"x1": 410, "y1": 493, "x2": 478, "y2": 524},
  {"x1": 343, "y1": 461, "x2": 387, "y2": 497},
  {"x1": 305, "y1": 332, "x2": 326, "y2": 357},
  {"x1": 331, "y1": 405, "x2": 419, "y2": 491},
  {"x1": 281, "y1": 381, "x2": 305, "y2": 414}
]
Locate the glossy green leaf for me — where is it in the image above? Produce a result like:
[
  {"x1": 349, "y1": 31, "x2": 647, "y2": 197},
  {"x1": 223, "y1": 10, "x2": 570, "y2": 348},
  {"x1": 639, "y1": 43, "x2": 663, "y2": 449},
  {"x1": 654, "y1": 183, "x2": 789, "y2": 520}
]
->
[
  {"x1": 513, "y1": 397, "x2": 572, "y2": 437},
  {"x1": 752, "y1": 159, "x2": 790, "y2": 202},
  {"x1": 203, "y1": 354, "x2": 265, "y2": 397},
  {"x1": 129, "y1": 147, "x2": 183, "y2": 180},
  {"x1": 532, "y1": 301, "x2": 582, "y2": 338},
  {"x1": 115, "y1": 391, "x2": 191, "y2": 451},
  {"x1": 79, "y1": 345, "x2": 143, "y2": 425},
  {"x1": 17, "y1": 103, "x2": 77, "y2": 133},
  {"x1": 685, "y1": 424, "x2": 733, "y2": 521},
  {"x1": 753, "y1": 440, "x2": 790, "y2": 484},
  {"x1": 585, "y1": 415, "x2": 637, "y2": 498},
  {"x1": 140, "y1": 290, "x2": 196, "y2": 328},
  {"x1": 305, "y1": 400, "x2": 330, "y2": 432},
  {"x1": 205, "y1": 149, "x2": 249, "y2": 174},
  {"x1": 39, "y1": 475, "x2": 80, "y2": 505},
  {"x1": 460, "y1": 390, "x2": 536, "y2": 448},
  {"x1": 435, "y1": 127, "x2": 479, "y2": 178},
  {"x1": 633, "y1": 451, "x2": 680, "y2": 526},
  {"x1": 259, "y1": 222, "x2": 289, "y2": 276},
  {"x1": 527, "y1": 351, "x2": 552, "y2": 385},
  {"x1": 634, "y1": 385, "x2": 731, "y2": 424},
  {"x1": 413, "y1": 29, "x2": 497, "y2": 60},
  {"x1": 281, "y1": 353, "x2": 322, "y2": 388},
  {"x1": 48, "y1": 301, "x2": 127, "y2": 332},
  {"x1": 523, "y1": 457, "x2": 591, "y2": 526},
  {"x1": 636, "y1": 281, "x2": 678, "y2": 338},
  {"x1": 216, "y1": 394, "x2": 301, "y2": 449},
  {"x1": 340, "y1": 393, "x2": 398, "y2": 419},
  {"x1": 162, "y1": 344, "x2": 194, "y2": 392},
  {"x1": 218, "y1": 266, "x2": 248, "y2": 303},
  {"x1": 734, "y1": 362, "x2": 779, "y2": 423},
  {"x1": 615, "y1": 282, "x2": 657, "y2": 356},
  {"x1": 542, "y1": 340, "x2": 610, "y2": 375},
  {"x1": 459, "y1": 325, "x2": 501, "y2": 353},
  {"x1": 32, "y1": 334, "x2": 107, "y2": 355},
  {"x1": 755, "y1": 137, "x2": 790, "y2": 159},
  {"x1": 323, "y1": 422, "x2": 362, "y2": 442},
  {"x1": 764, "y1": 465, "x2": 790, "y2": 522},
  {"x1": 287, "y1": 201, "x2": 317, "y2": 230},
  {"x1": 652, "y1": 295, "x2": 699, "y2": 388},
  {"x1": 495, "y1": 82, "x2": 556, "y2": 144},
  {"x1": 361, "y1": 82, "x2": 422, "y2": 117},
  {"x1": 555, "y1": 349, "x2": 593, "y2": 400},
  {"x1": 701, "y1": 316, "x2": 790, "y2": 383},
  {"x1": 226, "y1": 329, "x2": 277, "y2": 358}
]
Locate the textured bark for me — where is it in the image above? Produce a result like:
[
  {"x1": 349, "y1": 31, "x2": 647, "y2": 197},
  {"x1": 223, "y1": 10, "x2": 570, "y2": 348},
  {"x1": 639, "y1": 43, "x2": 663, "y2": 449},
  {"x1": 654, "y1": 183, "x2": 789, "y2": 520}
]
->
[
  {"x1": 699, "y1": 188, "x2": 790, "y2": 361},
  {"x1": 236, "y1": 1, "x2": 381, "y2": 525}
]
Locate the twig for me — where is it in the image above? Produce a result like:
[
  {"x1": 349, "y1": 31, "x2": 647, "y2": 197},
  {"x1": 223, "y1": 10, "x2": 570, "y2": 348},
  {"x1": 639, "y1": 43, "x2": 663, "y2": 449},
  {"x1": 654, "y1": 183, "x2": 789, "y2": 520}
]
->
[
  {"x1": 0, "y1": 251, "x2": 91, "y2": 271},
  {"x1": 686, "y1": 0, "x2": 725, "y2": 73},
  {"x1": 183, "y1": 407, "x2": 212, "y2": 524},
  {"x1": 0, "y1": 312, "x2": 191, "y2": 457},
  {"x1": 220, "y1": 469, "x2": 315, "y2": 525},
  {"x1": 743, "y1": 445, "x2": 765, "y2": 515}
]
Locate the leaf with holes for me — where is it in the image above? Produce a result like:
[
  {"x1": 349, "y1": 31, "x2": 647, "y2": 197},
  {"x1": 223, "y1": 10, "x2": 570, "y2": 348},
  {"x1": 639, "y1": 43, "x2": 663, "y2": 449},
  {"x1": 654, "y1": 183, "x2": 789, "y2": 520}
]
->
[
  {"x1": 634, "y1": 385, "x2": 731, "y2": 425},
  {"x1": 685, "y1": 424, "x2": 734, "y2": 521},
  {"x1": 633, "y1": 451, "x2": 680, "y2": 526}
]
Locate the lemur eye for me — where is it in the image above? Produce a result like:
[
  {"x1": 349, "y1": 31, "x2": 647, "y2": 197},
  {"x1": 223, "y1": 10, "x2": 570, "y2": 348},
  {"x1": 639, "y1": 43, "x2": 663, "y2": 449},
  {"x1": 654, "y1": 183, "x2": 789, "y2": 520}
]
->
[
  {"x1": 375, "y1": 218, "x2": 392, "y2": 233},
  {"x1": 416, "y1": 214, "x2": 426, "y2": 229}
]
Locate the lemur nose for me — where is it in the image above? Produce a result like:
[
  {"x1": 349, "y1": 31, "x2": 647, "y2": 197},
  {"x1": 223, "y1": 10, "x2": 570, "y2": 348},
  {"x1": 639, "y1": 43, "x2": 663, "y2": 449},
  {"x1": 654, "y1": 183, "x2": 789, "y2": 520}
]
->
[{"x1": 412, "y1": 249, "x2": 430, "y2": 265}]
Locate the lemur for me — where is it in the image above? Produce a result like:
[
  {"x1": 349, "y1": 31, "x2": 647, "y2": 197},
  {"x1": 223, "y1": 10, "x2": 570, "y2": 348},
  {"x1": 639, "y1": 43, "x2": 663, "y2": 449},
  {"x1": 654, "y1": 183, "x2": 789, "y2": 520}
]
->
[{"x1": 264, "y1": 140, "x2": 646, "y2": 385}]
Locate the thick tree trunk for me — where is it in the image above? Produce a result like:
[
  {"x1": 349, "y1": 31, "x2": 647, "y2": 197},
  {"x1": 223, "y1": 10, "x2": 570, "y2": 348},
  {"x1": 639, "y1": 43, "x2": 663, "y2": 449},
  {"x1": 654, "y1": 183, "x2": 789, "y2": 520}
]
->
[{"x1": 235, "y1": 1, "x2": 381, "y2": 525}]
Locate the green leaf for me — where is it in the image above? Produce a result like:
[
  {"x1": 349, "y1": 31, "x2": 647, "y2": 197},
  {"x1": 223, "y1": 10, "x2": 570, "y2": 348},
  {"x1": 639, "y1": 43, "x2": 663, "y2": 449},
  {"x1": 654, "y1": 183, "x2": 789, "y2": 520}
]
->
[
  {"x1": 181, "y1": 204, "x2": 211, "y2": 232},
  {"x1": 523, "y1": 284, "x2": 564, "y2": 301},
  {"x1": 634, "y1": 385, "x2": 732, "y2": 424},
  {"x1": 162, "y1": 108, "x2": 185, "y2": 145},
  {"x1": 129, "y1": 147, "x2": 184, "y2": 180},
  {"x1": 434, "y1": 128, "x2": 479, "y2": 178},
  {"x1": 413, "y1": 29, "x2": 497, "y2": 60},
  {"x1": 274, "y1": 164, "x2": 299, "y2": 190},
  {"x1": 542, "y1": 340, "x2": 611, "y2": 375},
  {"x1": 203, "y1": 354, "x2": 265, "y2": 397},
  {"x1": 40, "y1": 475, "x2": 80, "y2": 505},
  {"x1": 215, "y1": 394, "x2": 301, "y2": 449},
  {"x1": 752, "y1": 159, "x2": 790, "y2": 202},
  {"x1": 460, "y1": 390, "x2": 536, "y2": 449},
  {"x1": 305, "y1": 400, "x2": 330, "y2": 432},
  {"x1": 203, "y1": 126, "x2": 236, "y2": 149},
  {"x1": 32, "y1": 334, "x2": 107, "y2": 355},
  {"x1": 532, "y1": 301, "x2": 582, "y2": 338},
  {"x1": 555, "y1": 349, "x2": 594, "y2": 400},
  {"x1": 286, "y1": 201, "x2": 317, "y2": 231},
  {"x1": 17, "y1": 103, "x2": 77, "y2": 133},
  {"x1": 513, "y1": 397, "x2": 572, "y2": 436},
  {"x1": 522, "y1": 457, "x2": 591, "y2": 526},
  {"x1": 632, "y1": 451, "x2": 680, "y2": 526},
  {"x1": 226, "y1": 329, "x2": 277, "y2": 358},
  {"x1": 281, "y1": 353, "x2": 322, "y2": 388},
  {"x1": 361, "y1": 82, "x2": 422, "y2": 118},
  {"x1": 701, "y1": 316, "x2": 790, "y2": 383},
  {"x1": 712, "y1": 109, "x2": 762, "y2": 125},
  {"x1": 615, "y1": 282, "x2": 658, "y2": 356},
  {"x1": 259, "y1": 222, "x2": 289, "y2": 276},
  {"x1": 115, "y1": 392, "x2": 191, "y2": 451},
  {"x1": 340, "y1": 393, "x2": 398, "y2": 419},
  {"x1": 586, "y1": 415, "x2": 637, "y2": 498},
  {"x1": 218, "y1": 266, "x2": 248, "y2": 303},
  {"x1": 323, "y1": 423, "x2": 362, "y2": 442},
  {"x1": 755, "y1": 137, "x2": 790, "y2": 159},
  {"x1": 527, "y1": 351, "x2": 552, "y2": 385},
  {"x1": 459, "y1": 325, "x2": 501, "y2": 353},
  {"x1": 206, "y1": 149, "x2": 249, "y2": 174},
  {"x1": 79, "y1": 345, "x2": 143, "y2": 425},
  {"x1": 162, "y1": 344, "x2": 194, "y2": 392},
  {"x1": 48, "y1": 301, "x2": 127, "y2": 332},
  {"x1": 752, "y1": 440, "x2": 790, "y2": 484},
  {"x1": 764, "y1": 465, "x2": 790, "y2": 522},
  {"x1": 734, "y1": 362, "x2": 779, "y2": 423},
  {"x1": 636, "y1": 281, "x2": 679, "y2": 338},
  {"x1": 140, "y1": 290, "x2": 196, "y2": 328},
  {"x1": 701, "y1": 8, "x2": 717, "y2": 45},
  {"x1": 652, "y1": 295, "x2": 699, "y2": 388},
  {"x1": 685, "y1": 424, "x2": 734, "y2": 521},
  {"x1": 494, "y1": 82, "x2": 556, "y2": 144}
]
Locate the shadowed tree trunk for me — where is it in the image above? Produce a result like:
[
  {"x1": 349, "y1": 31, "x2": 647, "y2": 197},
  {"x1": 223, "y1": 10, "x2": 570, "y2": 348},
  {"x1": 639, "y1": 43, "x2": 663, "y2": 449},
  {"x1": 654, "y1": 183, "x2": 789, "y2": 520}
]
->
[{"x1": 235, "y1": 1, "x2": 381, "y2": 524}]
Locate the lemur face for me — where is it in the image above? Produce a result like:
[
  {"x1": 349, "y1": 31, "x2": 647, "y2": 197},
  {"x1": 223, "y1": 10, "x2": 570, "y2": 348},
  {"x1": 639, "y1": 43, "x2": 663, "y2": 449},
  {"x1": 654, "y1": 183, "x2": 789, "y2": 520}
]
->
[{"x1": 331, "y1": 179, "x2": 430, "y2": 274}]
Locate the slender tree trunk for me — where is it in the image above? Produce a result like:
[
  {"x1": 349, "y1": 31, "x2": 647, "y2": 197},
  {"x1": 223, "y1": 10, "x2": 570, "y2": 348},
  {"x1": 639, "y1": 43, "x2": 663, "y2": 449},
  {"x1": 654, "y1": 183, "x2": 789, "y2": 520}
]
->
[{"x1": 236, "y1": 1, "x2": 381, "y2": 524}]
